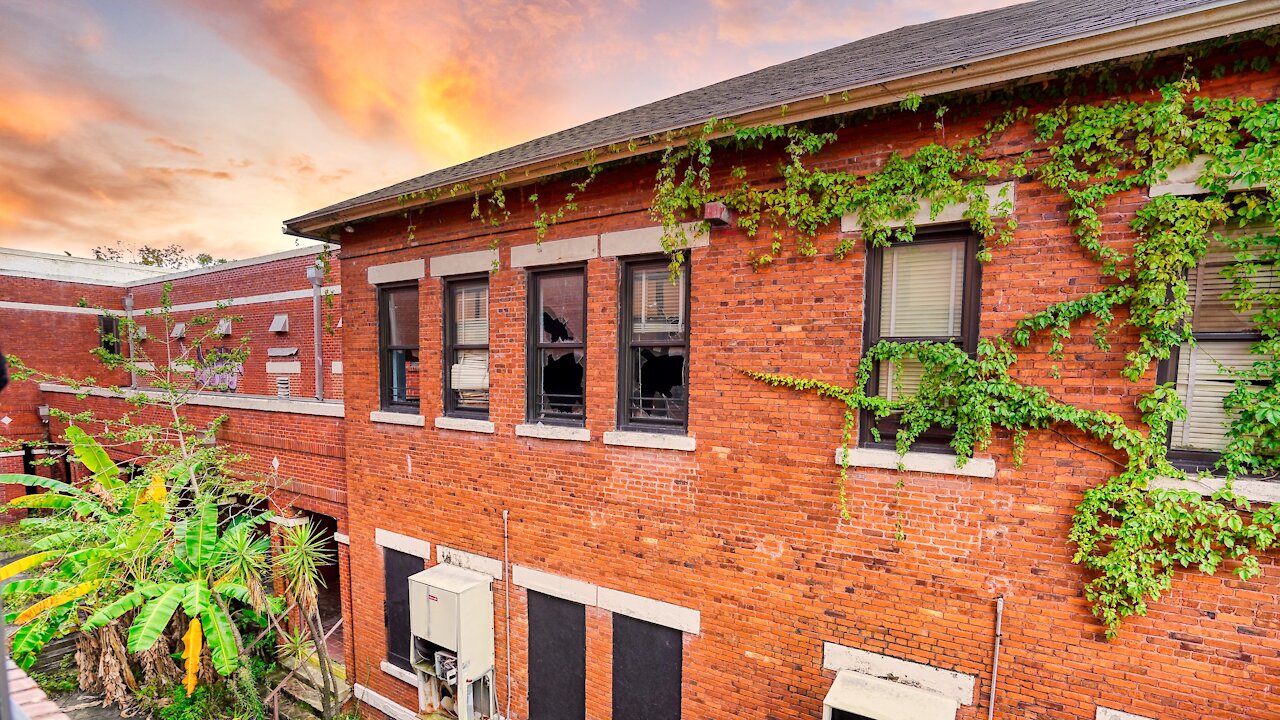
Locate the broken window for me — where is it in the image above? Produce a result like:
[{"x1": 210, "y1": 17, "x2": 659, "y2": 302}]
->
[
  {"x1": 862, "y1": 225, "x2": 981, "y2": 449},
  {"x1": 378, "y1": 283, "x2": 420, "y2": 412},
  {"x1": 445, "y1": 277, "x2": 489, "y2": 418},
  {"x1": 1160, "y1": 224, "x2": 1277, "y2": 471},
  {"x1": 529, "y1": 267, "x2": 586, "y2": 424},
  {"x1": 98, "y1": 315, "x2": 121, "y2": 355},
  {"x1": 619, "y1": 258, "x2": 689, "y2": 432}
]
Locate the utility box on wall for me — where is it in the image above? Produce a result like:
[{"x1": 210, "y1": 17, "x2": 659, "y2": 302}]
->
[{"x1": 408, "y1": 564, "x2": 496, "y2": 720}]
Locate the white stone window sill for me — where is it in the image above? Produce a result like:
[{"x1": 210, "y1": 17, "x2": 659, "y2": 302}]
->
[
  {"x1": 379, "y1": 661, "x2": 418, "y2": 686},
  {"x1": 515, "y1": 423, "x2": 590, "y2": 442},
  {"x1": 603, "y1": 431, "x2": 696, "y2": 452},
  {"x1": 435, "y1": 416, "x2": 496, "y2": 434},
  {"x1": 835, "y1": 447, "x2": 996, "y2": 479},
  {"x1": 369, "y1": 411, "x2": 425, "y2": 427},
  {"x1": 1149, "y1": 475, "x2": 1280, "y2": 504}
]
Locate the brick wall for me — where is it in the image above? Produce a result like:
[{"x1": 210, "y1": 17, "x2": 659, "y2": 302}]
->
[{"x1": 335, "y1": 50, "x2": 1280, "y2": 720}]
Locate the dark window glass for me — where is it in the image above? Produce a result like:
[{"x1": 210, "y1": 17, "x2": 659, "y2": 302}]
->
[
  {"x1": 445, "y1": 277, "x2": 490, "y2": 418},
  {"x1": 382, "y1": 548, "x2": 423, "y2": 672},
  {"x1": 1159, "y1": 226, "x2": 1277, "y2": 472},
  {"x1": 529, "y1": 268, "x2": 586, "y2": 424},
  {"x1": 98, "y1": 315, "x2": 121, "y2": 355},
  {"x1": 861, "y1": 225, "x2": 981, "y2": 449},
  {"x1": 619, "y1": 259, "x2": 689, "y2": 432},
  {"x1": 612, "y1": 614, "x2": 681, "y2": 720},
  {"x1": 378, "y1": 284, "x2": 420, "y2": 412},
  {"x1": 527, "y1": 591, "x2": 586, "y2": 720}
]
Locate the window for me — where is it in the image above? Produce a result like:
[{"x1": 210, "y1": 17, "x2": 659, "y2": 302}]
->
[
  {"x1": 619, "y1": 258, "x2": 689, "y2": 432},
  {"x1": 444, "y1": 277, "x2": 490, "y2": 418},
  {"x1": 861, "y1": 225, "x2": 981, "y2": 448},
  {"x1": 98, "y1": 315, "x2": 121, "y2": 355},
  {"x1": 378, "y1": 283, "x2": 420, "y2": 412},
  {"x1": 527, "y1": 591, "x2": 586, "y2": 720},
  {"x1": 528, "y1": 267, "x2": 587, "y2": 424},
  {"x1": 1159, "y1": 227, "x2": 1277, "y2": 470},
  {"x1": 612, "y1": 614, "x2": 681, "y2": 720},
  {"x1": 382, "y1": 548, "x2": 424, "y2": 672}
]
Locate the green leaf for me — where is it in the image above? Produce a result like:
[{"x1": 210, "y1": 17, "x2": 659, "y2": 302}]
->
[
  {"x1": 201, "y1": 602, "x2": 240, "y2": 676},
  {"x1": 64, "y1": 426, "x2": 121, "y2": 490},
  {"x1": 182, "y1": 581, "x2": 210, "y2": 618},
  {"x1": 127, "y1": 584, "x2": 185, "y2": 652},
  {"x1": 180, "y1": 502, "x2": 218, "y2": 568},
  {"x1": 0, "y1": 474, "x2": 93, "y2": 501},
  {"x1": 11, "y1": 618, "x2": 60, "y2": 669},
  {"x1": 83, "y1": 589, "x2": 148, "y2": 632}
]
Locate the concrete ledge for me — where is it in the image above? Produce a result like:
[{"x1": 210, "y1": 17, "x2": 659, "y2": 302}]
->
[
  {"x1": 603, "y1": 431, "x2": 695, "y2": 452},
  {"x1": 39, "y1": 383, "x2": 344, "y2": 418},
  {"x1": 370, "y1": 411, "x2": 425, "y2": 427},
  {"x1": 840, "y1": 182, "x2": 1014, "y2": 233},
  {"x1": 1149, "y1": 154, "x2": 1264, "y2": 197},
  {"x1": 1149, "y1": 475, "x2": 1280, "y2": 504},
  {"x1": 598, "y1": 586, "x2": 700, "y2": 634},
  {"x1": 599, "y1": 222, "x2": 708, "y2": 257},
  {"x1": 435, "y1": 416, "x2": 496, "y2": 434},
  {"x1": 824, "y1": 642, "x2": 975, "y2": 706},
  {"x1": 437, "y1": 545, "x2": 503, "y2": 579},
  {"x1": 513, "y1": 565, "x2": 599, "y2": 606},
  {"x1": 375, "y1": 529, "x2": 430, "y2": 559},
  {"x1": 511, "y1": 235, "x2": 598, "y2": 268},
  {"x1": 431, "y1": 249, "x2": 498, "y2": 277},
  {"x1": 334, "y1": 532, "x2": 350, "y2": 545},
  {"x1": 825, "y1": 670, "x2": 958, "y2": 720},
  {"x1": 1097, "y1": 709, "x2": 1154, "y2": 720},
  {"x1": 354, "y1": 683, "x2": 418, "y2": 720},
  {"x1": 266, "y1": 361, "x2": 302, "y2": 374},
  {"x1": 367, "y1": 259, "x2": 425, "y2": 285},
  {"x1": 836, "y1": 447, "x2": 996, "y2": 479},
  {"x1": 516, "y1": 423, "x2": 591, "y2": 442},
  {"x1": 379, "y1": 661, "x2": 418, "y2": 687}
]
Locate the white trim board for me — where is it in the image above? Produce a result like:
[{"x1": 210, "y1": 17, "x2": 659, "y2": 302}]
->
[
  {"x1": 368, "y1": 259, "x2": 425, "y2": 285},
  {"x1": 436, "y1": 545, "x2": 503, "y2": 579},
  {"x1": 135, "y1": 285, "x2": 340, "y2": 315},
  {"x1": 823, "y1": 642, "x2": 975, "y2": 706},
  {"x1": 353, "y1": 683, "x2": 417, "y2": 720},
  {"x1": 840, "y1": 182, "x2": 1014, "y2": 233},
  {"x1": 511, "y1": 564, "x2": 699, "y2": 634},
  {"x1": 39, "y1": 383, "x2": 344, "y2": 418},
  {"x1": 379, "y1": 661, "x2": 418, "y2": 686},
  {"x1": 835, "y1": 447, "x2": 996, "y2": 479},
  {"x1": 1097, "y1": 709, "x2": 1153, "y2": 720},
  {"x1": 1149, "y1": 474, "x2": 1280, "y2": 504},
  {"x1": 375, "y1": 529, "x2": 431, "y2": 559},
  {"x1": 825, "y1": 669, "x2": 958, "y2": 720},
  {"x1": 0, "y1": 301, "x2": 107, "y2": 316}
]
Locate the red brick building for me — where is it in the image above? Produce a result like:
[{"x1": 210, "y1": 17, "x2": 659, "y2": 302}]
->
[
  {"x1": 3, "y1": 2, "x2": 1280, "y2": 720},
  {"x1": 279, "y1": 2, "x2": 1280, "y2": 720}
]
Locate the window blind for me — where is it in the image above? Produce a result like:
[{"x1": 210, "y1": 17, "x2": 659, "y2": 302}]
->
[
  {"x1": 879, "y1": 241, "x2": 964, "y2": 338},
  {"x1": 633, "y1": 267, "x2": 685, "y2": 335},
  {"x1": 1171, "y1": 340, "x2": 1256, "y2": 452},
  {"x1": 454, "y1": 285, "x2": 489, "y2": 344}
]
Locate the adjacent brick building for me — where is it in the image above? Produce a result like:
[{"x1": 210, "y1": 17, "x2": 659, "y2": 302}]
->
[{"x1": 279, "y1": 2, "x2": 1280, "y2": 720}]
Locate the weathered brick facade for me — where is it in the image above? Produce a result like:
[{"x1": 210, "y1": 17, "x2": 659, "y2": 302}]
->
[{"x1": 328, "y1": 46, "x2": 1280, "y2": 720}]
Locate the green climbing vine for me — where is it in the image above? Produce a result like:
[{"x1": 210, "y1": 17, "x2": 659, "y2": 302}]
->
[{"x1": 377, "y1": 35, "x2": 1280, "y2": 636}]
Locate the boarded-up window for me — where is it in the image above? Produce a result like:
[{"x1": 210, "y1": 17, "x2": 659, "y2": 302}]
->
[
  {"x1": 527, "y1": 591, "x2": 585, "y2": 720},
  {"x1": 383, "y1": 547, "x2": 424, "y2": 672},
  {"x1": 612, "y1": 615, "x2": 681, "y2": 720}
]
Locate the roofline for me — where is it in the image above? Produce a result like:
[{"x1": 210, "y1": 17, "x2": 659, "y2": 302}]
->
[
  {"x1": 0, "y1": 246, "x2": 170, "y2": 287},
  {"x1": 285, "y1": 0, "x2": 1278, "y2": 236},
  {"x1": 122, "y1": 243, "x2": 336, "y2": 288},
  {"x1": 0, "y1": 243, "x2": 334, "y2": 289}
]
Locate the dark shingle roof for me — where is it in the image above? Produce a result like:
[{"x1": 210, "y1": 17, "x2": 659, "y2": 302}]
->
[{"x1": 286, "y1": 0, "x2": 1237, "y2": 230}]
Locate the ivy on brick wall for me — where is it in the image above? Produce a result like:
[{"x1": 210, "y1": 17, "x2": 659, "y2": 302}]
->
[{"x1": 393, "y1": 37, "x2": 1280, "y2": 636}]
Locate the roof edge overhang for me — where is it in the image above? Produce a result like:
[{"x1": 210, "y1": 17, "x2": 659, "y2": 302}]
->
[{"x1": 285, "y1": 0, "x2": 1280, "y2": 238}]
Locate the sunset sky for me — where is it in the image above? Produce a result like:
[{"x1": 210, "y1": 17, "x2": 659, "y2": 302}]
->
[{"x1": 1, "y1": 0, "x2": 1020, "y2": 262}]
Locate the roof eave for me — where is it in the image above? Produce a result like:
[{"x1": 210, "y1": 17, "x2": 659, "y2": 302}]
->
[{"x1": 285, "y1": 0, "x2": 1279, "y2": 238}]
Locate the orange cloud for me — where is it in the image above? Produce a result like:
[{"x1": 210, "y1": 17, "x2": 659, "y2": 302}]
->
[{"x1": 175, "y1": 0, "x2": 603, "y2": 165}]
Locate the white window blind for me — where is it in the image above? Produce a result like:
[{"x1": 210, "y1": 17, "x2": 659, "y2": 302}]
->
[
  {"x1": 632, "y1": 267, "x2": 685, "y2": 335},
  {"x1": 454, "y1": 285, "x2": 489, "y2": 345},
  {"x1": 879, "y1": 241, "x2": 964, "y2": 338},
  {"x1": 1171, "y1": 340, "x2": 1255, "y2": 452},
  {"x1": 450, "y1": 350, "x2": 490, "y2": 391}
]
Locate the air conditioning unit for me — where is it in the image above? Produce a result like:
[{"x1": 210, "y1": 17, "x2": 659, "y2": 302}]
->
[{"x1": 408, "y1": 564, "x2": 495, "y2": 720}]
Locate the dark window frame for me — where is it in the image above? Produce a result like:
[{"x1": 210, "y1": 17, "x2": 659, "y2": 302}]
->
[
  {"x1": 377, "y1": 282, "x2": 420, "y2": 413},
  {"x1": 617, "y1": 255, "x2": 691, "y2": 434},
  {"x1": 527, "y1": 264, "x2": 588, "y2": 426},
  {"x1": 98, "y1": 315, "x2": 121, "y2": 355},
  {"x1": 443, "y1": 274, "x2": 491, "y2": 420},
  {"x1": 860, "y1": 224, "x2": 983, "y2": 451}
]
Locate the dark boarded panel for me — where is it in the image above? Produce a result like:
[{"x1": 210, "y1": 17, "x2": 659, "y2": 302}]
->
[
  {"x1": 832, "y1": 711, "x2": 875, "y2": 720},
  {"x1": 612, "y1": 614, "x2": 681, "y2": 720},
  {"x1": 527, "y1": 591, "x2": 586, "y2": 720},
  {"x1": 383, "y1": 548, "x2": 424, "y2": 672}
]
